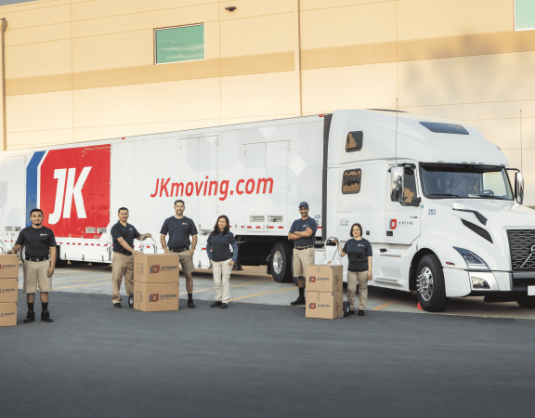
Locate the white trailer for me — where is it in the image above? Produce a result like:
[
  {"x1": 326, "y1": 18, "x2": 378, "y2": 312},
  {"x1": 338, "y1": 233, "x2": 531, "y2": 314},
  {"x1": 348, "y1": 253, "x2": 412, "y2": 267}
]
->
[{"x1": 1, "y1": 109, "x2": 534, "y2": 311}]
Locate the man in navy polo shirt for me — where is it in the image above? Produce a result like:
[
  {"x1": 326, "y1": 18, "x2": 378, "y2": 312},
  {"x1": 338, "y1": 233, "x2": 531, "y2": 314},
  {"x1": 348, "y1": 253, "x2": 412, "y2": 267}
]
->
[
  {"x1": 160, "y1": 200, "x2": 198, "y2": 308},
  {"x1": 110, "y1": 207, "x2": 152, "y2": 308},
  {"x1": 288, "y1": 201, "x2": 317, "y2": 306}
]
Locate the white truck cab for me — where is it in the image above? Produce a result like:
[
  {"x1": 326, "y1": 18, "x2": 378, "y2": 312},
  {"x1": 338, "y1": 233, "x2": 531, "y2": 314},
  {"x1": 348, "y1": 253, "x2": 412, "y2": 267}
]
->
[{"x1": 326, "y1": 110, "x2": 534, "y2": 311}]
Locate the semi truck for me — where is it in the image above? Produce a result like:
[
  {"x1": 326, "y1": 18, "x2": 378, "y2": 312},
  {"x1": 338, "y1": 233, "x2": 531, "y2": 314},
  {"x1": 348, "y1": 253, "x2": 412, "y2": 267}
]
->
[{"x1": 1, "y1": 109, "x2": 534, "y2": 312}]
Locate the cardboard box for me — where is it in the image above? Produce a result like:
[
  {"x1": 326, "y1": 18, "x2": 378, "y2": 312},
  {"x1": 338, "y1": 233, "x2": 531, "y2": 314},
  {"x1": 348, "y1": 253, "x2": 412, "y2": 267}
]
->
[
  {"x1": 134, "y1": 282, "x2": 179, "y2": 312},
  {"x1": 306, "y1": 292, "x2": 344, "y2": 320},
  {"x1": 0, "y1": 303, "x2": 17, "y2": 327},
  {"x1": 0, "y1": 279, "x2": 18, "y2": 303},
  {"x1": 134, "y1": 253, "x2": 180, "y2": 283},
  {"x1": 305, "y1": 265, "x2": 343, "y2": 293},
  {"x1": 0, "y1": 254, "x2": 19, "y2": 279}
]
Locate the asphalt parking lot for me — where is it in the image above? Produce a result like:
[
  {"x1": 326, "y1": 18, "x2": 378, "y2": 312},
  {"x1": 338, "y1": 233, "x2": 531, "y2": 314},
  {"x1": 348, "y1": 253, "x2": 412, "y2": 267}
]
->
[{"x1": 14, "y1": 263, "x2": 535, "y2": 320}]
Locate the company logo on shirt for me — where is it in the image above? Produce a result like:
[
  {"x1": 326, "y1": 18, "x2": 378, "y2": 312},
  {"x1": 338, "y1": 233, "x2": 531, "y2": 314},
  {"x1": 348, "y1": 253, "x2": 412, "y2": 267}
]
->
[
  {"x1": 150, "y1": 265, "x2": 161, "y2": 274},
  {"x1": 390, "y1": 219, "x2": 397, "y2": 230},
  {"x1": 309, "y1": 303, "x2": 316, "y2": 309},
  {"x1": 149, "y1": 293, "x2": 160, "y2": 302},
  {"x1": 40, "y1": 234, "x2": 48, "y2": 236}
]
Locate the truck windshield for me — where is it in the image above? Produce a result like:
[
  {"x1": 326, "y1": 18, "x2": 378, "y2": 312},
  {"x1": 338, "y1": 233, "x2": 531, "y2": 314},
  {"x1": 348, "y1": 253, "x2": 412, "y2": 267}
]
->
[{"x1": 420, "y1": 163, "x2": 513, "y2": 200}]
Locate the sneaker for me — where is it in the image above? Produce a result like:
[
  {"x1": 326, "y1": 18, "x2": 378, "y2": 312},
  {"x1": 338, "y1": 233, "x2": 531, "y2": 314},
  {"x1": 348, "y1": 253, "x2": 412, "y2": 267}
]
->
[
  {"x1": 114, "y1": 303, "x2": 122, "y2": 308},
  {"x1": 187, "y1": 299, "x2": 195, "y2": 308},
  {"x1": 210, "y1": 301, "x2": 223, "y2": 308},
  {"x1": 358, "y1": 310, "x2": 365, "y2": 316},
  {"x1": 290, "y1": 296, "x2": 306, "y2": 306},
  {"x1": 348, "y1": 310, "x2": 356, "y2": 316},
  {"x1": 221, "y1": 303, "x2": 228, "y2": 309},
  {"x1": 41, "y1": 310, "x2": 53, "y2": 323},
  {"x1": 23, "y1": 311, "x2": 35, "y2": 323}
]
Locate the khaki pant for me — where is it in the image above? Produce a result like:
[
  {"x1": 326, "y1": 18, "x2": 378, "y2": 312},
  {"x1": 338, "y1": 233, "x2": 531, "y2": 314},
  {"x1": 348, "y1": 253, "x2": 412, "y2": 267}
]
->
[
  {"x1": 293, "y1": 247, "x2": 315, "y2": 277},
  {"x1": 212, "y1": 259, "x2": 232, "y2": 303},
  {"x1": 176, "y1": 250, "x2": 195, "y2": 275},
  {"x1": 347, "y1": 271, "x2": 369, "y2": 311},
  {"x1": 111, "y1": 252, "x2": 134, "y2": 304},
  {"x1": 23, "y1": 259, "x2": 52, "y2": 294}
]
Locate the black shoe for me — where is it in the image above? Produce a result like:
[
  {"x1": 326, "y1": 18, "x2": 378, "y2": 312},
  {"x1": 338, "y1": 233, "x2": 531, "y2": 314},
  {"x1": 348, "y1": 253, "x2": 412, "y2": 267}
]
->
[
  {"x1": 41, "y1": 310, "x2": 53, "y2": 323},
  {"x1": 114, "y1": 303, "x2": 122, "y2": 308},
  {"x1": 23, "y1": 311, "x2": 35, "y2": 323},
  {"x1": 358, "y1": 310, "x2": 365, "y2": 316},
  {"x1": 187, "y1": 299, "x2": 195, "y2": 308},
  {"x1": 221, "y1": 303, "x2": 228, "y2": 309},
  {"x1": 210, "y1": 301, "x2": 223, "y2": 308},
  {"x1": 348, "y1": 310, "x2": 356, "y2": 316},
  {"x1": 291, "y1": 296, "x2": 306, "y2": 306}
]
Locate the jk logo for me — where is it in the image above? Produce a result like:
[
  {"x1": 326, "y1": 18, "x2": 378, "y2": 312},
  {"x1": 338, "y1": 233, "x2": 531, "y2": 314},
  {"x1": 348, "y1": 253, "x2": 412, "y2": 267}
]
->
[
  {"x1": 150, "y1": 265, "x2": 161, "y2": 274},
  {"x1": 309, "y1": 303, "x2": 317, "y2": 309},
  {"x1": 49, "y1": 167, "x2": 92, "y2": 225},
  {"x1": 309, "y1": 276, "x2": 316, "y2": 282}
]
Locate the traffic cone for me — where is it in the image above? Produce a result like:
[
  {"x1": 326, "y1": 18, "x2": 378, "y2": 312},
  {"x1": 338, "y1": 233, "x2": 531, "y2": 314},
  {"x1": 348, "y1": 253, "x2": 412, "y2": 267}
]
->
[{"x1": 417, "y1": 302, "x2": 423, "y2": 310}]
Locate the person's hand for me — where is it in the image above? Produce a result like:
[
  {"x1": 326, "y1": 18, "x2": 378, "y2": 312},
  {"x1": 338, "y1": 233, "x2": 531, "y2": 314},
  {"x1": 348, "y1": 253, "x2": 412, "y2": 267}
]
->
[
  {"x1": 145, "y1": 233, "x2": 152, "y2": 238},
  {"x1": 163, "y1": 248, "x2": 169, "y2": 254},
  {"x1": 47, "y1": 267, "x2": 54, "y2": 278},
  {"x1": 7, "y1": 250, "x2": 14, "y2": 255},
  {"x1": 229, "y1": 260, "x2": 235, "y2": 266},
  {"x1": 368, "y1": 271, "x2": 372, "y2": 281},
  {"x1": 134, "y1": 251, "x2": 141, "y2": 255}
]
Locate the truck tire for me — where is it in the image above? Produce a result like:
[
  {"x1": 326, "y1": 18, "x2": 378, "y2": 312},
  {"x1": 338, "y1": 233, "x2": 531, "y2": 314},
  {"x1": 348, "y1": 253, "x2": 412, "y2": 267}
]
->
[
  {"x1": 416, "y1": 254, "x2": 448, "y2": 312},
  {"x1": 270, "y1": 242, "x2": 293, "y2": 283},
  {"x1": 517, "y1": 299, "x2": 535, "y2": 309}
]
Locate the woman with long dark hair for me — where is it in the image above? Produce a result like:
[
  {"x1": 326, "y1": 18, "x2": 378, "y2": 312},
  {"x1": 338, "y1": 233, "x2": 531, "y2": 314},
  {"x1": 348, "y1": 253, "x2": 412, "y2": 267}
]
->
[
  {"x1": 206, "y1": 215, "x2": 238, "y2": 309},
  {"x1": 338, "y1": 223, "x2": 373, "y2": 316}
]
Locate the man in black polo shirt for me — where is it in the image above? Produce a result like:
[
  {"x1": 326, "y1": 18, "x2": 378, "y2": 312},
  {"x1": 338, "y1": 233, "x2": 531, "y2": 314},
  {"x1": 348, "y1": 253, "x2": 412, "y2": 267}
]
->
[
  {"x1": 8, "y1": 208, "x2": 56, "y2": 323},
  {"x1": 110, "y1": 207, "x2": 151, "y2": 308},
  {"x1": 160, "y1": 200, "x2": 198, "y2": 308}
]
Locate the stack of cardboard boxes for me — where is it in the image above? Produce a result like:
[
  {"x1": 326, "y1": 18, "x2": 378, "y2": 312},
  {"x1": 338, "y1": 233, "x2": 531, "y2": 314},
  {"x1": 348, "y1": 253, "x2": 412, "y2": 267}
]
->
[
  {"x1": 134, "y1": 252, "x2": 180, "y2": 312},
  {"x1": 0, "y1": 253, "x2": 19, "y2": 327},
  {"x1": 305, "y1": 264, "x2": 344, "y2": 320}
]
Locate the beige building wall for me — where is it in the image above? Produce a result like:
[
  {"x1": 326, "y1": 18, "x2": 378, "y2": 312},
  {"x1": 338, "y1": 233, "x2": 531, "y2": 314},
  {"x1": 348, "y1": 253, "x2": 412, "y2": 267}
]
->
[{"x1": 0, "y1": 0, "x2": 533, "y2": 202}]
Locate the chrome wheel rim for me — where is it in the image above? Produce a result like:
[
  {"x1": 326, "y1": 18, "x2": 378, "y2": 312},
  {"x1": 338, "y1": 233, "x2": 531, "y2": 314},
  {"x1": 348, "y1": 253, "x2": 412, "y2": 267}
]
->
[
  {"x1": 273, "y1": 251, "x2": 283, "y2": 275},
  {"x1": 417, "y1": 266, "x2": 434, "y2": 302}
]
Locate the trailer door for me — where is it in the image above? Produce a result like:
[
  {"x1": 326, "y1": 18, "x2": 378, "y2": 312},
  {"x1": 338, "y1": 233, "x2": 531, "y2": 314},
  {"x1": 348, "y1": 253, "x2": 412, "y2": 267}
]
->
[
  {"x1": 266, "y1": 141, "x2": 289, "y2": 230},
  {"x1": 0, "y1": 156, "x2": 25, "y2": 248}
]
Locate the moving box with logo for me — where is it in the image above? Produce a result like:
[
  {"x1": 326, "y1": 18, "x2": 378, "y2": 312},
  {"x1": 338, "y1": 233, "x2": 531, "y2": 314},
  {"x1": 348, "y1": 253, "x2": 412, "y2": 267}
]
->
[
  {"x1": 0, "y1": 248, "x2": 19, "y2": 327},
  {"x1": 305, "y1": 264, "x2": 344, "y2": 320},
  {"x1": 133, "y1": 239, "x2": 179, "y2": 312},
  {"x1": 2, "y1": 109, "x2": 535, "y2": 313}
]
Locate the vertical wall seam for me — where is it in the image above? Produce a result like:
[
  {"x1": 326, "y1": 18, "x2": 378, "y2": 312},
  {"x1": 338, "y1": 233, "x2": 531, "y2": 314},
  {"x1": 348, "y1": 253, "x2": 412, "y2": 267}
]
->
[
  {"x1": 294, "y1": 0, "x2": 302, "y2": 117},
  {"x1": 1, "y1": 18, "x2": 7, "y2": 152}
]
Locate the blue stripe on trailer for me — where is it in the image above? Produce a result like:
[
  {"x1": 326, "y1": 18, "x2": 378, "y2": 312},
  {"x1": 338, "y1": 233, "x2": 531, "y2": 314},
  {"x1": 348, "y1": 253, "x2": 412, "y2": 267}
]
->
[{"x1": 25, "y1": 151, "x2": 46, "y2": 227}]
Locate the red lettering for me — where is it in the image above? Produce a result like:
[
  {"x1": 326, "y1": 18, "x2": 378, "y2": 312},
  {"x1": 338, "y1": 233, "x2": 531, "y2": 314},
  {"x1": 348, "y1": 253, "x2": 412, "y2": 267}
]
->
[
  {"x1": 195, "y1": 182, "x2": 203, "y2": 196},
  {"x1": 236, "y1": 179, "x2": 245, "y2": 195},
  {"x1": 203, "y1": 176, "x2": 208, "y2": 196},
  {"x1": 219, "y1": 180, "x2": 229, "y2": 201},
  {"x1": 150, "y1": 179, "x2": 159, "y2": 198},
  {"x1": 186, "y1": 182, "x2": 194, "y2": 196},
  {"x1": 171, "y1": 182, "x2": 184, "y2": 197},
  {"x1": 256, "y1": 178, "x2": 273, "y2": 194},
  {"x1": 245, "y1": 179, "x2": 255, "y2": 194},
  {"x1": 160, "y1": 178, "x2": 170, "y2": 197},
  {"x1": 208, "y1": 181, "x2": 218, "y2": 196}
]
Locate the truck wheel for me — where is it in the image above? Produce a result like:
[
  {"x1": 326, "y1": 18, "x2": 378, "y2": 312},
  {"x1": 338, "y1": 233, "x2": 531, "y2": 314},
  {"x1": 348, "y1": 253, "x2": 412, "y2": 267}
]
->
[
  {"x1": 270, "y1": 242, "x2": 293, "y2": 283},
  {"x1": 416, "y1": 254, "x2": 448, "y2": 312},
  {"x1": 517, "y1": 299, "x2": 535, "y2": 309}
]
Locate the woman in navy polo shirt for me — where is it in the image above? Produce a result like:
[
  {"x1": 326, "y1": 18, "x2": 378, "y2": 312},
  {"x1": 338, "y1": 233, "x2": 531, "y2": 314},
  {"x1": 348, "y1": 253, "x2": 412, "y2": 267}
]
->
[
  {"x1": 339, "y1": 223, "x2": 373, "y2": 316},
  {"x1": 206, "y1": 215, "x2": 238, "y2": 309}
]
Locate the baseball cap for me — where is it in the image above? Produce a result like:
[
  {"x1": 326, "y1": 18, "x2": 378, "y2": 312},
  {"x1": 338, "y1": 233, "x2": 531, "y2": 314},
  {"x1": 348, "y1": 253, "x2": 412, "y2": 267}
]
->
[{"x1": 299, "y1": 201, "x2": 309, "y2": 209}]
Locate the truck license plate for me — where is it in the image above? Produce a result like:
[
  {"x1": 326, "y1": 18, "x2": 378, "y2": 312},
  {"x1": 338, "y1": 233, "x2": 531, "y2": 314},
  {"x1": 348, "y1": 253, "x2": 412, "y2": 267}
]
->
[{"x1": 528, "y1": 286, "x2": 535, "y2": 296}]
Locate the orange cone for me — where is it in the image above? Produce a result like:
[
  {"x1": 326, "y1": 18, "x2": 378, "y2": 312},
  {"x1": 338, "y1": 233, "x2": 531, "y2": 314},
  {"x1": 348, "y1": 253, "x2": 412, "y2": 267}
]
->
[{"x1": 417, "y1": 302, "x2": 423, "y2": 310}]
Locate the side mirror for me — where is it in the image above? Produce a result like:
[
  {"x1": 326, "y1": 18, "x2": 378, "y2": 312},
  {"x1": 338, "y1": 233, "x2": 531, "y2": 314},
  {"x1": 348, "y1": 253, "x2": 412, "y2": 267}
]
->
[
  {"x1": 390, "y1": 166, "x2": 404, "y2": 203},
  {"x1": 515, "y1": 172, "x2": 524, "y2": 205}
]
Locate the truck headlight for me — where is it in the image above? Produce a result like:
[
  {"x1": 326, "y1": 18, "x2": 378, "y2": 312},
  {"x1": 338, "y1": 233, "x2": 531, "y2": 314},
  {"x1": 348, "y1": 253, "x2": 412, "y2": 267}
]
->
[
  {"x1": 471, "y1": 276, "x2": 491, "y2": 289},
  {"x1": 453, "y1": 247, "x2": 490, "y2": 271}
]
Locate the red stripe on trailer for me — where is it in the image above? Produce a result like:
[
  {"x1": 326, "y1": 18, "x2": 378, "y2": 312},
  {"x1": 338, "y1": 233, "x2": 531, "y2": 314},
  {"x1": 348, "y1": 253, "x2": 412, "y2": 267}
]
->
[
  {"x1": 268, "y1": 226, "x2": 274, "y2": 229},
  {"x1": 256, "y1": 226, "x2": 261, "y2": 229},
  {"x1": 202, "y1": 248, "x2": 206, "y2": 250},
  {"x1": 247, "y1": 226, "x2": 252, "y2": 229},
  {"x1": 278, "y1": 226, "x2": 284, "y2": 229}
]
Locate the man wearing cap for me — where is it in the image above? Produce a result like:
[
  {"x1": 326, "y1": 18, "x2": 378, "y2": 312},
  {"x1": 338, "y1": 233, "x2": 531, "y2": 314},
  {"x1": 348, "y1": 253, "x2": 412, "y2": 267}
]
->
[{"x1": 288, "y1": 202, "x2": 318, "y2": 306}]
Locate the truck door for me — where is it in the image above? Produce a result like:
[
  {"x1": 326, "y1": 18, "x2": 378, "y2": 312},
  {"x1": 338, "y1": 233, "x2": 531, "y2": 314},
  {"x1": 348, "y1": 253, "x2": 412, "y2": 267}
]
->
[{"x1": 380, "y1": 165, "x2": 421, "y2": 287}]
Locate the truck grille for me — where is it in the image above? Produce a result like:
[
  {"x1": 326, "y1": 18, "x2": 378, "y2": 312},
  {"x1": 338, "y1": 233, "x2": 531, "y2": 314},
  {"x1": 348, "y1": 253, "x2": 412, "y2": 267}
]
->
[{"x1": 507, "y1": 229, "x2": 535, "y2": 271}]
